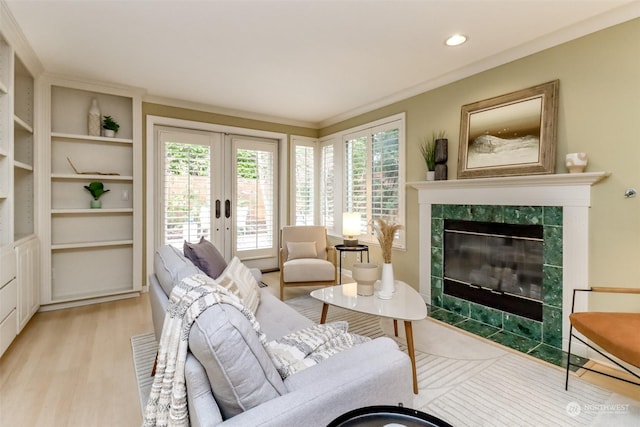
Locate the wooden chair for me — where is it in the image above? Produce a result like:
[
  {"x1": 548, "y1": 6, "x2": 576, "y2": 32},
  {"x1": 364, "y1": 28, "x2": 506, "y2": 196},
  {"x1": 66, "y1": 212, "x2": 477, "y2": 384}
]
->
[
  {"x1": 279, "y1": 226, "x2": 337, "y2": 300},
  {"x1": 565, "y1": 287, "x2": 640, "y2": 390}
]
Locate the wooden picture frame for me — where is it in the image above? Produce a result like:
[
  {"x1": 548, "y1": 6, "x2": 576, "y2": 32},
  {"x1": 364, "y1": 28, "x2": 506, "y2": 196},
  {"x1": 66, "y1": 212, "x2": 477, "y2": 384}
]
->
[{"x1": 457, "y1": 80, "x2": 559, "y2": 179}]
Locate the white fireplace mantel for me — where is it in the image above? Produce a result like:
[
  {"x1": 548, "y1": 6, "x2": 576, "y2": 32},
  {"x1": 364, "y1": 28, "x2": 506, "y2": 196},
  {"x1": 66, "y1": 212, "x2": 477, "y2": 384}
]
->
[{"x1": 408, "y1": 172, "x2": 609, "y2": 351}]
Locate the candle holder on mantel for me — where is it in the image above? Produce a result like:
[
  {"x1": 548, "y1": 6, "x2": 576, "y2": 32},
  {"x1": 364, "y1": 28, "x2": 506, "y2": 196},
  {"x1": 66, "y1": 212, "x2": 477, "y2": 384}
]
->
[{"x1": 434, "y1": 138, "x2": 448, "y2": 180}]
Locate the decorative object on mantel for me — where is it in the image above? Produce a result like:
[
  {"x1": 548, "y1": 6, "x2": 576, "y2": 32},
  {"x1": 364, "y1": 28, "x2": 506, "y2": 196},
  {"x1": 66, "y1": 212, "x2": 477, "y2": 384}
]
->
[
  {"x1": 84, "y1": 181, "x2": 110, "y2": 208},
  {"x1": 434, "y1": 132, "x2": 448, "y2": 181},
  {"x1": 351, "y1": 263, "x2": 378, "y2": 296},
  {"x1": 371, "y1": 218, "x2": 403, "y2": 299},
  {"x1": 457, "y1": 80, "x2": 559, "y2": 179},
  {"x1": 565, "y1": 152, "x2": 587, "y2": 173},
  {"x1": 102, "y1": 115, "x2": 120, "y2": 137},
  {"x1": 67, "y1": 157, "x2": 120, "y2": 176},
  {"x1": 88, "y1": 98, "x2": 101, "y2": 136},
  {"x1": 419, "y1": 133, "x2": 437, "y2": 181}
]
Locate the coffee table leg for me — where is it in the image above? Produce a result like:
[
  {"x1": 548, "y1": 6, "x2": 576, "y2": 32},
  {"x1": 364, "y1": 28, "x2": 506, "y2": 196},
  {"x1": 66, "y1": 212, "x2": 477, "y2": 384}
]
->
[
  {"x1": 320, "y1": 303, "x2": 329, "y2": 324},
  {"x1": 404, "y1": 320, "x2": 418, "y2": 394}
]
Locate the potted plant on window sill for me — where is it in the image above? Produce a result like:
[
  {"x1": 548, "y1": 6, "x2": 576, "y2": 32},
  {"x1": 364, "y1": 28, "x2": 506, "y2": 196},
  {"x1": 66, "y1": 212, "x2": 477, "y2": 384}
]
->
[
  {"x1": 84, "y1": 181, "x2": 110, "y2": 208},
  {"x1": 102, "y1": 115, "x2": 120, "y2": 138}
]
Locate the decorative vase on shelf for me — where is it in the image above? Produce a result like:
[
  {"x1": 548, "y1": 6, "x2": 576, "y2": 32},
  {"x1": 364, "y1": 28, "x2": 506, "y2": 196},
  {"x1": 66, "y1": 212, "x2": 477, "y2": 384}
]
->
[
  {"x1": 102, "y1": 129, "x2": 116, "y2": 138},
  {"x1": 426, "y1": 170, "x2": 435, "y2": 181},
  {"x1": 377, "y1": 263, "x2": 395, "y2": 299},
  {"x1": 88, "y1": 99, "x2": 101, "y2": 136},
  {"x1": 566, "y1": 152, "x2": 588, "y2": 173},
  {"x1": 90, "y1": 199, "x2": 102, "y2": 209}
]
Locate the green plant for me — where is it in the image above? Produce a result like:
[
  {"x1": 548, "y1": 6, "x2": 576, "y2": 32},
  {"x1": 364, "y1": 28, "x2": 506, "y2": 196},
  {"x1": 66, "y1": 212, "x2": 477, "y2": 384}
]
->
[
  {"x1": 419, "y1": 131, "x2": 446, "y2": 171},
  {"x1": 84, "y1": 181, "x2": 110, "y2": 200},
  {"x1": 102, "y1": 115, "x2": 120, "y2": 132}
]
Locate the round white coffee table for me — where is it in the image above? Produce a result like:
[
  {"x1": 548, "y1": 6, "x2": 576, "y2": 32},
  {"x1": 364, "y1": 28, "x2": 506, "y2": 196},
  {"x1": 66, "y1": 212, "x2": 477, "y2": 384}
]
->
[{"x1": 310, "y1": 281, "x2": 427, "y2": 394}]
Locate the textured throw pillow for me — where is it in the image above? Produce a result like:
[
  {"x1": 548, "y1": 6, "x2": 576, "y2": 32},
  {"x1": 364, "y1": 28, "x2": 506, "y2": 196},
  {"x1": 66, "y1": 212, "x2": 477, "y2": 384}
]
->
[
  {"x1": 216, "y1": 257, "x2": 260, "y2": 314},
  {"x1": 184, "y1": 237, "x2": 227, "y2": 279},
  {"x1": 287, "y1": 241, "x2": 317, "y2": 260}
]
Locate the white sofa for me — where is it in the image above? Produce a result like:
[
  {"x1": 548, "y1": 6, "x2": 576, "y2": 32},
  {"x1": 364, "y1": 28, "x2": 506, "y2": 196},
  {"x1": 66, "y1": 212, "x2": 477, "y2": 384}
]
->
[{"x1": 149, "y1": 244, "x2": 413, "y2": 426}]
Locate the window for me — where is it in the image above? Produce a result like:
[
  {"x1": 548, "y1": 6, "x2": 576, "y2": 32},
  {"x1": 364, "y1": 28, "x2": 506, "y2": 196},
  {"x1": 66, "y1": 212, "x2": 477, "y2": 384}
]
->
[{"x1": 321, "y1": 114, "x2": 405, "y2": 248}]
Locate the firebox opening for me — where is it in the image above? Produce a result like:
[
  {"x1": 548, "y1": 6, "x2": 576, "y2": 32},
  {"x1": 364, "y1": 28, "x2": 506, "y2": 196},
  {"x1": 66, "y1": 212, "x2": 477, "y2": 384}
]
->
[{"x1": 443, "y1": 220, "x2": 544, "y2": 321}]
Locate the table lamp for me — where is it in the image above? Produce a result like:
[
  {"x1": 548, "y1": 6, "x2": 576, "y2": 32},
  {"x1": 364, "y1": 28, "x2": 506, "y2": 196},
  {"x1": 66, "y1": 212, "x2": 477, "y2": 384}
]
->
[{"x1": 342, "y1": 212, "x2": 361, "y2": 247}]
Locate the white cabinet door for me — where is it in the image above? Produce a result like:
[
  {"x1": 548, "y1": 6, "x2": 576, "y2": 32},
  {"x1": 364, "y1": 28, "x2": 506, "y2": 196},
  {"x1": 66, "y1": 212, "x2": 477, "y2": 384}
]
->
[{"x1": 16, "y1": 237, "x2": 39, "y2": 332}]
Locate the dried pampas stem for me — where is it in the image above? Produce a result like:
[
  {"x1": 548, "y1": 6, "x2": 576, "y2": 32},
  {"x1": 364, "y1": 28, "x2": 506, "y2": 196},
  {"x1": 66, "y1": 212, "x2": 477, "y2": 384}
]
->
[{"x1": 371, "y1": 218, "x2": 403, "y2": 264}]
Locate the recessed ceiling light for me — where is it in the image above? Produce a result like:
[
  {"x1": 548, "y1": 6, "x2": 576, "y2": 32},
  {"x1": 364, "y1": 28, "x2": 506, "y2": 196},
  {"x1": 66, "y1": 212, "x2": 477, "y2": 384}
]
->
[{"x1": 445, "y1": 34, "x2": 468, "y2": 47}]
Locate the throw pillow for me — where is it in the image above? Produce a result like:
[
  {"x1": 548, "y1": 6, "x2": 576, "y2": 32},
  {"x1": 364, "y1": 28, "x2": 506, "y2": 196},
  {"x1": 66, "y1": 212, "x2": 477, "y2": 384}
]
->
[
  {"x1": 216, "y1": 257, "x2": 260, "y2": 314},
  {"x1": 184, "y1": 237, "x2": 227, "y2": 279},
  {"x1": 287, "y1": 241, "x2": 317, "y2": 260}
]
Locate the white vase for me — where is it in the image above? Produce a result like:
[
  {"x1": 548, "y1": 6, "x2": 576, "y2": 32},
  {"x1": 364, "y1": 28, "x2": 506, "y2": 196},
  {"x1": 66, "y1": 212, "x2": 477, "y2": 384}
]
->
[
  {"x1": 377, "y1": 263, "x2": 394, "y2": 299},
  {"x1": 565, "y1": 152, "x2": 588, "y2": 173},
  {"x1": 102, "y1": 129, "x2": 116, "y2": 138},
  {"x1": 426, "y1": 171, "x2": 435, "y2": 181},
  {"x1": 88, "y1": 99, "x2": 101, "y2": 136}
]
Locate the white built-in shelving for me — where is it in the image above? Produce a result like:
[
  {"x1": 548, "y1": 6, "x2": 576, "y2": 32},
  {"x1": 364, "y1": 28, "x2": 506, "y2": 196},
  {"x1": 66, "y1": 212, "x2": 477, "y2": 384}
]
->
[
  {"x1": 0, "y1": 19, "x2": 42, "y2": 358},
  {"x1": 40, "y1": 77, "x2": 142, "y2": 307}
]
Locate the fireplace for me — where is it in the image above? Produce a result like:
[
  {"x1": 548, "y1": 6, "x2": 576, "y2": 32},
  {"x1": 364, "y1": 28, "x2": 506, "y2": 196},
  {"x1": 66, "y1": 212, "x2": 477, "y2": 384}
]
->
[
  {"x1": 443, "y1": 219, "x2": 544, "y2": 321},
  {"x1": 409, "y1": 172, "x2": 608, "y2": 364}
]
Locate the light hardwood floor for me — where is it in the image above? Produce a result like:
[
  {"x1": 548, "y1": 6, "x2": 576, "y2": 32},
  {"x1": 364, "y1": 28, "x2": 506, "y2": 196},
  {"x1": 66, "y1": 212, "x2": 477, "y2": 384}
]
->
[{"x1": 0, "y1": 275, "x2": 637, "y2": 426}]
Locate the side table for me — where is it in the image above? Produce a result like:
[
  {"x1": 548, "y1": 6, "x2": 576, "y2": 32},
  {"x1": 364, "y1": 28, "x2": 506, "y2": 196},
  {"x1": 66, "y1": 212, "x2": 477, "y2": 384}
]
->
[{"x1": 334, "y1": 244, "x2": 369, "y2": 284}]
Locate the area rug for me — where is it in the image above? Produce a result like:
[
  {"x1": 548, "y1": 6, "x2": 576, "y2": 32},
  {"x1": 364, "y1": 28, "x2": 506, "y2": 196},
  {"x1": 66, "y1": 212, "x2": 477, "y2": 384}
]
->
[{"x1": 131, "y1": 296, "x2": 640, "y2": 426}]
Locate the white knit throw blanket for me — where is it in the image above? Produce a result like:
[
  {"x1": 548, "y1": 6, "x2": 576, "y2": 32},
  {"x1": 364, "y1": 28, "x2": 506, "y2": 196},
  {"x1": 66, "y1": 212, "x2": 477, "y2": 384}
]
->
[{"x1": 143, "y1": 274, "x2": 265, "y2": 427}]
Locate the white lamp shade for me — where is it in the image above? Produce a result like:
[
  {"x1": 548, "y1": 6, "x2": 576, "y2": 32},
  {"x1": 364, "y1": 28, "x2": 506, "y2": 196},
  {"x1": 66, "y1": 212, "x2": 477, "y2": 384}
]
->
[{"x1": 343, "y1": 212, "x2": 361, "y2": 237}]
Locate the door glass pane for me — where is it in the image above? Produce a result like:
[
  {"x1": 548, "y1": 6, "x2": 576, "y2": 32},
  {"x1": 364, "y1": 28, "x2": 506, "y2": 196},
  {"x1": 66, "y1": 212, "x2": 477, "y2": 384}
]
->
[
  {"x1": 235, "y1": 147, "x2": 274, "y2": 252},
  {"x1": 163, "y1": 141, "x2": 211, "y2": 247}
]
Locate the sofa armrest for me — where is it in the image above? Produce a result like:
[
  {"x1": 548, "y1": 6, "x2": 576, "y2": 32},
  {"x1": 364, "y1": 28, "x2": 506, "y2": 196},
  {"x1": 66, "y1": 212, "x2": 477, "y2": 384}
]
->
[{"x1": 219, "y1": 337, "x2": 413, "y2": 426}]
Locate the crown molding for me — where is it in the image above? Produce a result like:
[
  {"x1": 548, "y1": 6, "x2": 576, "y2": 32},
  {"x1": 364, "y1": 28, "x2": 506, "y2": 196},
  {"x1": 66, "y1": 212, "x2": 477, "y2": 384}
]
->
[{"x1": 0, "y1": 0, "x2": 44, "y2": 76}]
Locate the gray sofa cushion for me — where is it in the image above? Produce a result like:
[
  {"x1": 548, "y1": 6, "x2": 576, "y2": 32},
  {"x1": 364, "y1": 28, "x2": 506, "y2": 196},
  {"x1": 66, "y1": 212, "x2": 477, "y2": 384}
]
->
[
  {"x1": 154, "y1": 244, "x2": 201, "y2": 296},
  {"x1": 189, "y1": 303, "x2": 286, "y2": 420},
  {"x1": 184, "y1": 237, "x2": 228, "y2": 279}
]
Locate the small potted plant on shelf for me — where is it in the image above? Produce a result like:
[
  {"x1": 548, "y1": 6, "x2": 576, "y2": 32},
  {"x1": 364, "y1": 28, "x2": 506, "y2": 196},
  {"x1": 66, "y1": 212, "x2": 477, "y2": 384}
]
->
[
  {"x1": 102, "y1": 115, "x2": 120, "y2": 137},
  {"x1": 84, "y1": 181, "x2": 110, "y2": 208}
]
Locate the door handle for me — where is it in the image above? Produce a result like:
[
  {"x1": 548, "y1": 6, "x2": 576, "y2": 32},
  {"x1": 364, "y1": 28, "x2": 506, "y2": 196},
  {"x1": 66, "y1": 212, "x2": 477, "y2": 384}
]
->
[
  {"x1": 225, "y1": 200, "x2": 231, "y2": 218},
  {"x1": 215, "y1": 200, "x2": 221, "y2": 219}
]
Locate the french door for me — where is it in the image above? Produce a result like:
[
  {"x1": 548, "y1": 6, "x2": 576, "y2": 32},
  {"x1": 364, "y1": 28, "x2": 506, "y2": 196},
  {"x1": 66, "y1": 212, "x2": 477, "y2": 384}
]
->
[{"x1": 157, "y1": 127, "x2": 279, "y2": 269}]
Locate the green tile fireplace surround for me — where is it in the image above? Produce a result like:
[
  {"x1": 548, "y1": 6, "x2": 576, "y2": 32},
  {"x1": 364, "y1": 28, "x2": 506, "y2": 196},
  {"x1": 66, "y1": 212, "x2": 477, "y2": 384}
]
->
[{"x1": 428, "y1": 204, "x2": 585, "y2": 367}]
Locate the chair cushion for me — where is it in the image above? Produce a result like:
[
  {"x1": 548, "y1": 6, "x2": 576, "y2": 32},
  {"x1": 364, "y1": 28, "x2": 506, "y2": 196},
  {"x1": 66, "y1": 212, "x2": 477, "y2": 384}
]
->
[
  {"x1": 216, "y1": 257, "x2": 260, "y2": 314},
  {"x1": 184, "y1": 237, "x2": 227, "y2": 279},
  {"x1": 287, "y1": 241, "x2": 317, "y2": 260},
  {"x1": 154, "y1": 245, "x2": 201, "y2": 296},
  {"x1": 189, "y1": 303, "x2": 286, "y2": 420},
  {"x1": 282, "y1": 258, "x2": 335, "y2": 283},
  {"x1": 570, "y1": 312, "x2": 640, "y2": 368}
]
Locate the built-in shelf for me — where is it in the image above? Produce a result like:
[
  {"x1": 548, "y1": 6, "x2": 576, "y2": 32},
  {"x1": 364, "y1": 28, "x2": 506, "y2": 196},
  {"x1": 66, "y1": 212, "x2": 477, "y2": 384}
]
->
[
  {"x1": 51, "y1": 173, "x2": 133, "y2": 181},
  {"x1": 51, "y1": 239, "x2": 134, "y2": 250},
  {"x1": 51, "y1": 208, "x2": 133, "y2": 215},
  {"x1": 0, "y1": 80, "x2": 7, "y2": 94},
  {"x1": 50, "y1": 288, "x2": 138, "y2": 305},
  {"x1": 13, "y1": 115, "x2": 33, "y2": 133},
  {"x1": 0, "y1": 147, "x2": 7, "y2": 157},
  {"x1": 13, "y1": 161, "x2": 32, "y2": 171},
  {"x1": 51, "y1": 132, "x2": 133, "y2": 144}
]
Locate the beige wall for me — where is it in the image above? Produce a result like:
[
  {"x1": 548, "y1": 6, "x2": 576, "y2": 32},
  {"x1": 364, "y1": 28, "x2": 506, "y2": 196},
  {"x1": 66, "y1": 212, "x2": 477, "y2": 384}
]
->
[{"x1": 320, "y1": 19, "x2": 640, "y2": 310}]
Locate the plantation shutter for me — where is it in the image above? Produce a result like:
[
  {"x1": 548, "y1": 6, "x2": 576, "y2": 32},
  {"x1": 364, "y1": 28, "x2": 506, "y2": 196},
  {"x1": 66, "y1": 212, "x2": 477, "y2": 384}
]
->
[
  {"x1": 320, "y1": 143, "x2": 334, "y2": 230},
  {"x1": 294, "y1": 144, "x2": 315, "y2": 225},
  {"x1": 371, "y1": 125, "x2": 400, "y2": 225},
  {"x1": 344, "y1": 134, "x2": 368, "y2": 235}
]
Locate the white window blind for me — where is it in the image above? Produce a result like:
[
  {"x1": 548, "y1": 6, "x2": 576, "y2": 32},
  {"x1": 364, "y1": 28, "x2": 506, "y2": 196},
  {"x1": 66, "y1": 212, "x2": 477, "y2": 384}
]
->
[
  {"x1": 320, "y1": 143, "x2": 335, "y2": 230},
  {"x1": 162, "y1": 141, "x2": 211, "y2": 247},
  {"x1": 293, "y1": 144, "x2": 315, "y2": 225},
  {"x1": 344, "y1": 134, "x2": 368, "y2": 234}
]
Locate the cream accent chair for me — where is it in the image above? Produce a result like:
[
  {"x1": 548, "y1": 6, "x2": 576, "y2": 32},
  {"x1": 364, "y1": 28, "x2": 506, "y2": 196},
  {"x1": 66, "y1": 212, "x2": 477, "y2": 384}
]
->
[{"x1": 279, "y1": 225, "x2": 337, "y2": 300}]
